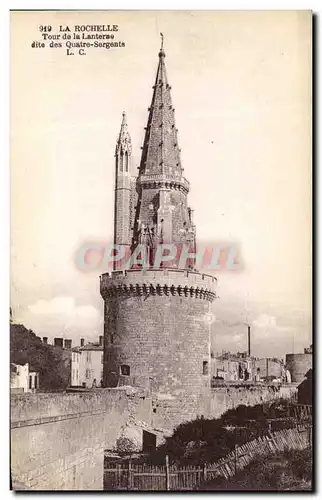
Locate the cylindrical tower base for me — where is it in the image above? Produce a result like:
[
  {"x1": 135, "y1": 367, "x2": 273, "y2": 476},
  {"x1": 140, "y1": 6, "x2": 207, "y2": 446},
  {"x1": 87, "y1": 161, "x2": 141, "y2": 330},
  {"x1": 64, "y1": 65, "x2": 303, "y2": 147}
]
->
[
  {"x1": 100, "y1": 268, "x2": 216, "y2": 428},
  {"x1": 285, "y1": 353, "x2": 312, "y2": 383}
]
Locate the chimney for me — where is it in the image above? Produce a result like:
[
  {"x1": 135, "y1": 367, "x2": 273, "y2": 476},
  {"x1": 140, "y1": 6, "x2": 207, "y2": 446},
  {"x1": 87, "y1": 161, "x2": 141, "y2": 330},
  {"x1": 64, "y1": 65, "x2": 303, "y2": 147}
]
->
[
  {"x1": 43, "y1": 337, "x2": 48, "y2": 344},
  {"x1": 266, "y1": 358, "x2": 269, "y2": 379},
  {"x1": 80, "y1": 338, "x2": 84, "y2": 347},
  {"x1": 64, "y1": 339, "x2": 72, "y2": 349},
  {"x1": 247, "y1": 325, "x2": 251, "y2": 357},
  {"x1": 99, "y1": 335, "x2": 103, "y2": 347},
  {"x1": 54, "y1": 337, "x2": 63, "y2": 348}
]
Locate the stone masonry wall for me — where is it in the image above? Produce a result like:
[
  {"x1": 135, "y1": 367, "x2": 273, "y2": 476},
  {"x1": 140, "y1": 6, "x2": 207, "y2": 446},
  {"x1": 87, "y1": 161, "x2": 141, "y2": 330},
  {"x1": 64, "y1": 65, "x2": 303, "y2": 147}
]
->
[
  {"x1": 104, "y1": 293, "x2": 212, "y2": 427},
  {"x1": 101, "y1": 269, "x2": 216, "y2": 430},
  {"x1": 210, "y1": 383, "x2": 298, "y2": 419},
  {"x1": 149, "y1": 384, "x2": 297, "y2": 431},
  {"x1": 11, "y1": 388, "x2": 151, "y2": 491},
  {"x1": 11, "y1": 383, "x2": 298, "y2": 490},
  {"x1": 285, "y1": 353, "x2": 312, "y2": 383}
]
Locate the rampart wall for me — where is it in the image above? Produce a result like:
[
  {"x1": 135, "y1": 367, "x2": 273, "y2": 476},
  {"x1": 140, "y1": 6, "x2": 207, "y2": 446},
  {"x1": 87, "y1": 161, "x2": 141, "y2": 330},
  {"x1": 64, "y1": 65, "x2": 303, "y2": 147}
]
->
[
  {"x1": 210, "y1": 383, "x2": 297, "y2": 418},
  {"x1": 11, "y1": 388, "x2": 151, "y2": 491},
  {"x1": 10, "y1": 381, "x2": 297, "y2": 490}
]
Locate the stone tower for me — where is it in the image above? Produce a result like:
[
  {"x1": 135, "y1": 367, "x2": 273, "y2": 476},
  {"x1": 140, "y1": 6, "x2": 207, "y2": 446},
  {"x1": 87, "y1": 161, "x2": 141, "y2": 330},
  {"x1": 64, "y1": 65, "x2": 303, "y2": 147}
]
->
[{"x1": 100, "y1": 40, "x2": 217, "y2": 429}]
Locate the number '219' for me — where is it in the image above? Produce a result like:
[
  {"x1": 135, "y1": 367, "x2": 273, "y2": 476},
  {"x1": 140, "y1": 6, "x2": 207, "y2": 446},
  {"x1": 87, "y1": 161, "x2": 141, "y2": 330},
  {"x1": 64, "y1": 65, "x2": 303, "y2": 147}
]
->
[{"x1": 39, "y1": 25, "x2": 52, "y2": 33}]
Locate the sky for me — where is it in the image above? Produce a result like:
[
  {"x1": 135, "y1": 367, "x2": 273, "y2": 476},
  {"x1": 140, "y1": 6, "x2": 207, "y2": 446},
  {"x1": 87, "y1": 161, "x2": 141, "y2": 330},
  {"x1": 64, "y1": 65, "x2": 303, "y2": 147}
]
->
[{"x1": 10, "y1": 10, "x2": 312, "y2": 358}]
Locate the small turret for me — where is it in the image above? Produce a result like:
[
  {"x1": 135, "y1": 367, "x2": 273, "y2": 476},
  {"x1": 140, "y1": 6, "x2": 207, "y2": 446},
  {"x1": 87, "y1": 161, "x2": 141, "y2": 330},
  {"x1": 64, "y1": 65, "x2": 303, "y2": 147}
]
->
[
  {"x1": 115, "y1": 111, "x2": 132, "y2": 162},
  {"x1": 114, "y1": 112, "x2": 132, "y2": 268}
]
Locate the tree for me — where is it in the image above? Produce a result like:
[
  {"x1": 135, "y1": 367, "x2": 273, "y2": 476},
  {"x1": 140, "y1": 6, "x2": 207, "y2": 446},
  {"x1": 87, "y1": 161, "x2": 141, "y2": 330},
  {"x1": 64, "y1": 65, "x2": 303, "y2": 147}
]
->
[{"x1": 10, "y1": 323, "x2": 70, "y2": 391}]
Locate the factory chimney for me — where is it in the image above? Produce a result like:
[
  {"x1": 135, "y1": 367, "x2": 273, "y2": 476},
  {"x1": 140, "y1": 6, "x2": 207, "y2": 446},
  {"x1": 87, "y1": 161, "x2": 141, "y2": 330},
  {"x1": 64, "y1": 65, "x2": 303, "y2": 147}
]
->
[{"x1": 247, "y1": 325, "x2": 251, "y2": 356}]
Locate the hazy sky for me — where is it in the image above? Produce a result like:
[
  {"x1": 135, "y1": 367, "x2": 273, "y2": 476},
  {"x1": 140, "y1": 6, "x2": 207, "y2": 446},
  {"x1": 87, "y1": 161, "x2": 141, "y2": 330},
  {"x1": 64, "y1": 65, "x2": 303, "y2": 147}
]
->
[{"x1": 11, "y1": 10, "x2": 312, "y2": 358}]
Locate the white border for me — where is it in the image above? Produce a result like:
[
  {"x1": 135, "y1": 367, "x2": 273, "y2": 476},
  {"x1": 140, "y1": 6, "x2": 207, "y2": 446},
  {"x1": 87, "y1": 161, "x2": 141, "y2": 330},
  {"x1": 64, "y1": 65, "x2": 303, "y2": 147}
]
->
[{"x1": 2, "y1": 2, "x2": 318, "y2": 499}]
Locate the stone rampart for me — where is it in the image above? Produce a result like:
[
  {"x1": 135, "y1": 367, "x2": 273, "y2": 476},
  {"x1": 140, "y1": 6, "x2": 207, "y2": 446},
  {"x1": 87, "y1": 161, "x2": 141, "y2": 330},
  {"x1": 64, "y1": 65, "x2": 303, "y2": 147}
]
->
[
  {"x1": 210, "y1": 383, "x2": 298, "y2": 419},
  {"x1": 11, "y1": 388, "x2": 151, "y2": 491}
]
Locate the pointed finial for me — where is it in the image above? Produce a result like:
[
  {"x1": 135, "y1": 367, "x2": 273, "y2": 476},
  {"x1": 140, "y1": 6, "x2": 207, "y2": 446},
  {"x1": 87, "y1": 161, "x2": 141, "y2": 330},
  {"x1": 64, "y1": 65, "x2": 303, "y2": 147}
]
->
[
  {"x1": 159, "y1": 33, "x2": 165, "y2": 58},
  {"x1": 116, "y1": 111, "x2": 131, "y2": 154},
  {"x1": 120, "y1": 111, "x2": 128, "y2": 133}
]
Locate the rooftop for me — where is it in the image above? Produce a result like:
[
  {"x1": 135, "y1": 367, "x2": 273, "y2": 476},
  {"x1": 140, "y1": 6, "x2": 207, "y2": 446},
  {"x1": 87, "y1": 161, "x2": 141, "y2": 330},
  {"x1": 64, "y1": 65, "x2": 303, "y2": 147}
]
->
[{"x1": 72, "y1": 343, "x2": 103, "y2": 352}]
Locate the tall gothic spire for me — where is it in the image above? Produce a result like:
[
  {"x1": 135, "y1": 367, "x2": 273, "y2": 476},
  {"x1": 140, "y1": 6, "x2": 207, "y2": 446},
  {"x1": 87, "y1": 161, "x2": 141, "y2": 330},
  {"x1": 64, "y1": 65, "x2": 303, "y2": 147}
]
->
[
  {"x1": 114, "y1": 112, "x2": 132, "y2": 263},
  {"x1": 139, "y1": 37, "x2": 182, "y2": 179},
  {"x1": 115, "y1": 111, "x2": 132, "y2": 156}
]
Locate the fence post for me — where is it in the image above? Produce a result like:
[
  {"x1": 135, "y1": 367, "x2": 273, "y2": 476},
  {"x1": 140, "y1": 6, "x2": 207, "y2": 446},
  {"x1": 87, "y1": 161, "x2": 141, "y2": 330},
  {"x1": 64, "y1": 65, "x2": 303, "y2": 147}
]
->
[
  {"x1": 234, "y1": 427, "x2": 238, "y2": 475},
  {"x1": 203, "y1": 463, "x2": 207, "y2": 483},
  {"x1": 116, "y1": 463, "x2": 121, "y2": 489},
  {"x1": 127, "y1": 460, "x2": 132, "y2": 490},
  {"x1": 165, "y1": 455, "x2": 170, "y2": 491},
  {"x1": 234, "y1": 443, "x2": 238, "y2": 475}
]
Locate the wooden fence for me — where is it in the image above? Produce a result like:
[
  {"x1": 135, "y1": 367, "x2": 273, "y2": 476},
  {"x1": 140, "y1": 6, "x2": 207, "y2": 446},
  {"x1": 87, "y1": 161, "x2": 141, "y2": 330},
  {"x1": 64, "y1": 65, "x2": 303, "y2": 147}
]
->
[
  {"x1": 291, "y1": 404, "x2": 312, "y2": 420},
  {"x1": 104, "y1": 425, "x2": 311, "y2": 491}
]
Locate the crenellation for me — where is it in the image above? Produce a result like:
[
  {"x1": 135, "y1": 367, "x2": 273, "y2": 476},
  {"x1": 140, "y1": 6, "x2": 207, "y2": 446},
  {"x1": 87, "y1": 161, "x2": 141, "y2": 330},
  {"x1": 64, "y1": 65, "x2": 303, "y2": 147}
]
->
[
  {"x1": 100, "y1": 269, "x2": 216, "y2": 302},
  {"x1": 101, "y1": 267, "x2": 216, "y2": 283}
]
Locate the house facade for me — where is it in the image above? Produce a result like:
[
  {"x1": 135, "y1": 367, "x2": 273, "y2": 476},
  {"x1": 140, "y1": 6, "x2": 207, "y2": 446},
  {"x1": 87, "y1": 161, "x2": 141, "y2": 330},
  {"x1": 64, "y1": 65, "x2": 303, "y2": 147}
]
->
[
  {"x1": 71, "y1": 338, "x2": 104, "y2": 388},
  {"x1": 10, "y1": 363, "x2": 39, "y2": 393}
]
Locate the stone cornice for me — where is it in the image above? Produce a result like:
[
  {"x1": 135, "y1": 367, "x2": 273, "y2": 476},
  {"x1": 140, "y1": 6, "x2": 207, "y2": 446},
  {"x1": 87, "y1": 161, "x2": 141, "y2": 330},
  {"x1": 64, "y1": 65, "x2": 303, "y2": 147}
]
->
[
  {"x1": 100, "y1": 269, "x2": 216, "y2": 302},
  {"x1": 137, "y1": 174, "x2": 189, "y2": 194}
]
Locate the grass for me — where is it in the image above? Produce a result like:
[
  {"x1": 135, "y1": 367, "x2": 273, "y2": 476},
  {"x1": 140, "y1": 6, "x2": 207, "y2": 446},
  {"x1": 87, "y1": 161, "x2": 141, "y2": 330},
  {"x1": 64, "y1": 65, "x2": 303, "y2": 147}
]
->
[
  {"x1": 147, "y1": 400, "x2": 301, "y2": 465},
  {"x1": 199, "y1": 447, "x2": 313, "y2": 491}
]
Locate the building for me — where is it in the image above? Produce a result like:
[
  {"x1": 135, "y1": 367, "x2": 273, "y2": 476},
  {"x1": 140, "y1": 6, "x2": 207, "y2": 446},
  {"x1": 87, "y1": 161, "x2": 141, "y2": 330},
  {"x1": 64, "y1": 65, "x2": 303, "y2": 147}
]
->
[
  {"x1": 254, "y1": 357, "x2": 284, "y2": 381},
  {"x1": 211, "y1": 352, "x2": 254, "y2": 383},
  {"x1": 210, "y1": 351, "x2": 293, "y2": 385},
  {"x1": 286, "y1": 344, "x2": 313, "y2": 383},
  {"x1": 212, "y1": 357, "x2": 239, "y2": 381},
  {"x1": 297, "y1": 368, "x2": 312, "y2": 405},
  {"x1": 100, "y1": 40, "x2": 217, "y2": 427},
  {"x1": 71, "y1": 337, "x2": 104, "y2": 388},
  {"x1": 10, "y1": 363, "x2": 39, "y2": 393},
  {"x1": 71, "y1": 350, "x2": 81, "y2": 387}
]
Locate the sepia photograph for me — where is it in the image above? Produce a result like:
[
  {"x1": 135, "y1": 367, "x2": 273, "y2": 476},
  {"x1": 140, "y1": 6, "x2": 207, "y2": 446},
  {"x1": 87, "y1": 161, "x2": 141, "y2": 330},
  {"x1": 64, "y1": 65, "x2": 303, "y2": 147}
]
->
[{"x1": 10, "y1": 10, "x2": 312, "y2": 491}]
